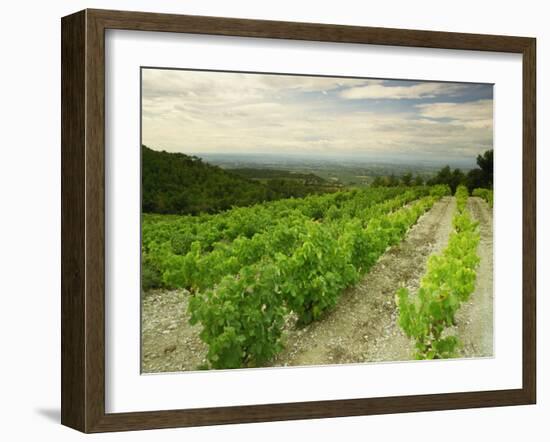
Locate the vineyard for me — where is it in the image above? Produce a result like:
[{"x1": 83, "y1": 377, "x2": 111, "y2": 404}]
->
[{"x1": 142, "y1": 184, "x2": 493, "y2": 371}]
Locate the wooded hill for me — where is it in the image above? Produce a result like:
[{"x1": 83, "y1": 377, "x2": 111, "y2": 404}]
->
[{"x1": 142, "y1": 146, "x2": 330, "y2": 215}]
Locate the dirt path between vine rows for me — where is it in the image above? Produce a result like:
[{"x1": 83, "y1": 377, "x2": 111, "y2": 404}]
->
[
  {"x1": 271, "y1": 196, "x2": 456, "y2": 367},
  {"x1": 451, "y1": 197, "x2": 494, "y2": 358}
]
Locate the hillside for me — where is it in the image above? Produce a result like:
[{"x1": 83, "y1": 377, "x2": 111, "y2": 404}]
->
[{"x1": 142, "y1": 146, "x2": 330, "y2": 215}]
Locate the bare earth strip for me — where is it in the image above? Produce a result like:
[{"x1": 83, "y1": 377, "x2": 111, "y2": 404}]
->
[
  {"x1": 451, "y1": 197, "x2": 494, "y2": 358},
  {"x1": 142, "y1": 290, "x2": 208, "y2": 373},
  {"x1": 271, "y1": 196, "x2": 456, "y2": 367}
]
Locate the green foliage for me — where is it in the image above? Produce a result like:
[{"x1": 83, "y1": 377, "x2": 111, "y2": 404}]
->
[
  {"x1": 429, "y1": 184, "x2": 452, "y2": 198},
  {"x1": 476, "y1": 150, "x2": 493, "y2": 187},
  {"x1": 188, "y1": 192, "x2": 441, "y2": 368},
  {"x1": 142, "y1": 187, "x2": 412, "y2": 291},
  {"x1": 427, "y1": 166, "x2": 466, "y2": 194},
  {"x1": 455, "y1": 184, "x2": 469, "y2": 212},
  {"x1": 387, "y1": 174, "x2": 400, "y2": 187},
  {"x1": 473, "y1": 188, "x2": 493, "y2": 208},
  {"x1": 371, "y1": 176, "x2": 384, "y2": 187},
  {"x1": 231, "y1": 168, "x2": 329, "y2": 188},
  {"x1": 278, "y1": 195, "x2": 438, "y2": 326},
  {"x1": 278, "y1": 221, "x2": 357, "y2": 326},
  {"x1": 371, "y1": 174, "x2": 402, "y2": 187},
  {"x1": 372, "y1": 173, "x2": 428, "y2": 188},
  {"x1": 396, "y1": 185, "x2": 480, "y2": 359},
  {"x1": 465, "y1": 168, "x2": 485, "y2": 193},
  {"x1": 144, "y1": 186, "x2": 448, "y2": 369},
  {"x1": 142, "y1": 145, "x2": 330, "y2": 215},
  {"x1": 141, "y1": 252, "x2": 164, "y2": 291},
  {"x1": 401, "y1": 172, "x2": 413, "y2": 186},
  {"x1": 413, "y1": 175, "x2": 424, "y2": 186},
  {"x1": 189, "y1": 262, "x2": 287, "y2": 369},
  {"x1": 427, "y1": 149, "x2": 493, "y2": 193}
]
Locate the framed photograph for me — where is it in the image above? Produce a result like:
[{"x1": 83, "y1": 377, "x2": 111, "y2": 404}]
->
[{"x1": 61, "y1": 9, "x2": 536, "y2": 433}]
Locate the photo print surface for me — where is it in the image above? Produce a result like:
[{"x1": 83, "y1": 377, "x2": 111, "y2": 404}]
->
[{"x1": 140, "y1": 68, "x2": 494, "y2": 373}]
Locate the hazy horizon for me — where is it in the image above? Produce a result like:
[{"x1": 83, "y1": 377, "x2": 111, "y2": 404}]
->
[{"x1": 142, "y1": 68, "x2": 493, "y2": 164}]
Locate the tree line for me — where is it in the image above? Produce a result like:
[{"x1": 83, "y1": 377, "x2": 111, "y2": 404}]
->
[{"x1": 371, "y1": 149, "x2": 493, "y2": 194}]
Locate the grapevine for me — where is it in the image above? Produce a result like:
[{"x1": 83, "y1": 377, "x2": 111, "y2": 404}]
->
[
  {"x1": 189, "y1": 189, "x2": 448, "y2": 368},
  {"x1": 396, "y1": 185, "x2": 480, "y2": 359},
  {"x1": 472, "y1": 188, "x2": 493, "y2": 208}
]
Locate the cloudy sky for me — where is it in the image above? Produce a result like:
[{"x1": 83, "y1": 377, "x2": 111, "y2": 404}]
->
[{"x1": 142, "y1": 68, "x2": 493, "y2": 163}]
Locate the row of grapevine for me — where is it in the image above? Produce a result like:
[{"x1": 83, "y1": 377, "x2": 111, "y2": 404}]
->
[
  {"x1": 396, "y1": 185, "x2": 481, "y2": 359},
  {"x1": 143, "y1": 186, "x2": 407, "y2": 257},
  {"x1": 472, "y1": 188, "x2": 493, "y2": 208},
  {"x1": 189, "y1": 188, "x2": 450, "y2": 369},
  {"x1": 143, "y1": 187, "x2": 429, "y2": 291},
  {"x1": 151, "y1": 188, "x2": 428, "y2": 294}
]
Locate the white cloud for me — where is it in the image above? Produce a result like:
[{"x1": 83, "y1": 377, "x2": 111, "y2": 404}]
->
[
  {"x1": 141, "y1": 69, "x2": 492, "y2": 160},
  {"x1": 415, "y1": 99, "x2": 493, "y2": 121},
  {"x1": 142, "y1": 69, "x2": 356, "y2": 101},
  {"x1": 340, "y1": 82, "x2": 467, "y2": 100}
]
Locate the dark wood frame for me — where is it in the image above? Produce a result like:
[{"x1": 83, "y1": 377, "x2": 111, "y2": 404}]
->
[{"x1": 61, "y1": 8, "x2": 536, "y2": 433}]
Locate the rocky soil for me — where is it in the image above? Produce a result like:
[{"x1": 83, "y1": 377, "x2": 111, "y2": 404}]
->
[{"x1": 141, "y1": 290, "x2": 207, "y2": 373}]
